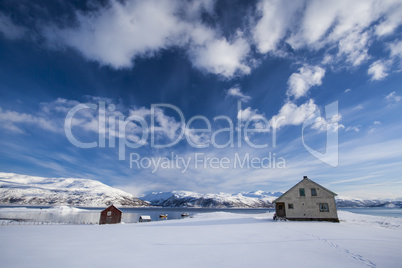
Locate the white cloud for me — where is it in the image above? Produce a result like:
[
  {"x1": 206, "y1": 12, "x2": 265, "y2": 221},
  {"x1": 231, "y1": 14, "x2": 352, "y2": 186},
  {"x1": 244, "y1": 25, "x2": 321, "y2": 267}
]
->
[
  {"x1": 311, "y1": 114, "x2": 345, "y2": 133},
  {"x1": 297, "y1": 0, "x2": 376, "y2": 43},
  {"x1": 352, "y1": 104, "x2": 364, "y2": 111},
  {"x1": 253, "y1": 0, "x2": 303, "y2": 53},
  {"x1": 226, "y1": 86, "x2": 251, "y2": 102},
  {"x1": 236, "y1": 107, "x2": 271, "y2": 135},
  {"x1": 345, "y1": 125, "x2": 361, "y2": 132},
  {"x1": 184, "y1": 128, "x2": 210, "y2": 147},
  {"x1": 368, "y1": 60, "x2": 390, "y2": 81},
  {"x1": 0, "y1": 13, "x2": 26, "y2": 40},
  {"x1": 151, "y1": 108, "x2": 183, "y2": 141},
  {"x1": 366, "y1": 121, "x2": 381, "y2": 134},
  {"x1": 286, "y1": 65, "x2": 325, "y2": 99},
  {"x1": 385, "y1": 91, "x2": 402, "y2": 102},
  {"x1": 336, "y1": 30, "x2": 370, "y2": 66},
  {"x1": 344, "y1": 88, "x2": 351, "y2": 93},
  {"x1": 44, "y1": 0, "x2": 184, "y2": 69},
  {"x1": 389, "y1": 40, "x2": 402, "y2": 59},
  {"x1": 375, "y1": 2, "x2": 402, "y2": 36},
  {"x1": 270, "y1": 99, "x2": 318, "y2": 130},
  {"x1": 237, "y1": 107, "x2": 265, "y2": 122},
  {"x1": 285, "y1": 0, "x2": 402, "y2": 67},
  {"x1": 189, "y1": 33, "x2": 251, "y2": 77},
  {"x1": 42, "y1": 0, "x2": 251, "y2": 78},
  {"x1": 28, "y1": 0, "x2": 402, "y2": 79}
]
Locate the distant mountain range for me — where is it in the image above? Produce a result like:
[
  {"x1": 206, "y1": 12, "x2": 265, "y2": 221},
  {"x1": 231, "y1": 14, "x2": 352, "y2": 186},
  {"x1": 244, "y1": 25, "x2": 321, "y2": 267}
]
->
[
  {"x1": 1, "y1": 172, "x2": 401, "y2": 208},
  {"x1": 141, "y1": 190, "x2": 282, "y2": 208},
  {"x1": 335, "y1": 196, "x2": 402, "y2": 208},
  {"x1": 142, "y1": 191, "x2": 402, "y2": 208},
  {"x1": 0, "y1": 173, "x2": 149, "y2": 207}
]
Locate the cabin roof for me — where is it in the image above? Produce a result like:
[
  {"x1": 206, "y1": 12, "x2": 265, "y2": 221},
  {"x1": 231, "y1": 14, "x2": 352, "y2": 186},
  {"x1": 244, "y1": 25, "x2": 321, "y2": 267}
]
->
[
  {"x1": 102, "y1": 204, "x2": 122, "y2": 213},
  {"x1": 274, "y1": 177, "x2": 337, "y2": 203}
]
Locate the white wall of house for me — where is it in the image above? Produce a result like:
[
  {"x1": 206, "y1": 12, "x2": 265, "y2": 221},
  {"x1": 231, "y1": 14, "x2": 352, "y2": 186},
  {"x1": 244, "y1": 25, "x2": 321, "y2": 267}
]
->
[{"x1": 276, "y1": 178, "x2": 338, "y2": 220}]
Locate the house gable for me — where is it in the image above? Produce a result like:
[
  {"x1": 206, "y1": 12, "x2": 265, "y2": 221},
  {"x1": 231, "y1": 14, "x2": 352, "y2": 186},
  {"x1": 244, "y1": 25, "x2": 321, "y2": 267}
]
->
[
  {"x1": 105, "y1": 204, "x2": 122, "y2": 213},
  {"x1": 274, "y1": 176, "x2": 337, "y2": 203}
]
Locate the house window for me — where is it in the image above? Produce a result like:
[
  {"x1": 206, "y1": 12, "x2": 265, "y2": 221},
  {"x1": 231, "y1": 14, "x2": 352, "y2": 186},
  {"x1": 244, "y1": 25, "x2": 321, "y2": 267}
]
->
[
  {"x1": 288, "y1": 204, "x2": 294, "y2": 209},
  {"x1": 311, "y1": 188, "x2": 317, "y2": 196},
  {"x1": 299, "y1": 188, "x2": 305, "y2": 196},
  {"x1": 107, "y1": 211, "x2": 112, "y2": 216},
  {"x1": 319, "y1": 203, "x2": 329, "y2": 212}
]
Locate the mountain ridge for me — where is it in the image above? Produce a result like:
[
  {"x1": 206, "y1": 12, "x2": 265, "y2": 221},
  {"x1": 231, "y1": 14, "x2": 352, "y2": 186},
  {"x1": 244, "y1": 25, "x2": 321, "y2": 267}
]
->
[
  {"x1": 141, "y1": 190, "x2": 277, "y2": 208},
  {"x1": 1, "y1": 172, "x2": 401, "y2": 208},
  {"x1": 0, "y1": 172, "x2": 149, "y2": 207},
  {"x1": 142, "y1": 190, "x2": 402, "y2": 208}
]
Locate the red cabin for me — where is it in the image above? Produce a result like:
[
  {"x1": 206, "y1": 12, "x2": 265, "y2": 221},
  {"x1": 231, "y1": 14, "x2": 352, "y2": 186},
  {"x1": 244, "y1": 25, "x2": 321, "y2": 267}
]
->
[{"x1": 99, "y1": 205, "x2": 122, "y2": 224}]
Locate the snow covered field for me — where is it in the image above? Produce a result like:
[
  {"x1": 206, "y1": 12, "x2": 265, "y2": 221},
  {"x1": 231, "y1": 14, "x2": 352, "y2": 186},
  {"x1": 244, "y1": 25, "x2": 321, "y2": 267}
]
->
[{"x1": 1, "y1": 211, "x2": 402, "y2": 267}]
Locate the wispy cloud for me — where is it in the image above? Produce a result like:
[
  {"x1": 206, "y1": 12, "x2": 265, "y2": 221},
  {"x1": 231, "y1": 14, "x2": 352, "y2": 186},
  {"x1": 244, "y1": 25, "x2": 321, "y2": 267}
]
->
[
  {"x1": 30, "y1": 0, "x2": 402, "y2": 79},
  {"x1": 385, "y1": 91, "x2": 402, "y2": 103},
  {"x1": 345, "y1": 125, "x2": 361, "y2": 132},
  {"x1": 0, "y1": 13, "x2": 26, "y2": 40},
  {"x1": 0, "y1": 97, "x2": 216, "y2": 149},
  {"x1": 226, "y1": 86, "x2": 251, "y2": 102},
  {"x1": 0, "y1": 106, "x2": 60, "y2": 133},
  {"x1": 388, "y1": 40, "x2": 402, "y2": 59}
]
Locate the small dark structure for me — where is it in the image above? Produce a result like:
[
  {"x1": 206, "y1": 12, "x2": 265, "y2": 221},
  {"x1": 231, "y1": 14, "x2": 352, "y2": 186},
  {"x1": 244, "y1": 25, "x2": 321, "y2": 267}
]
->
[
  {"x1": 99, "y1": 205, "x2": 122, "y2": 225},
  {"x1": 139, "y1": 215, "x2": 151, "y2": 222}
]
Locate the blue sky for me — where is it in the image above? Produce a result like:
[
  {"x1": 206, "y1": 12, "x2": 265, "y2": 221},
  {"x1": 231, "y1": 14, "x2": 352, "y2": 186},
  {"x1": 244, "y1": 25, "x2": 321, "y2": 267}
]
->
[{"x1": 1, "y1": 0, "x2": 402, "y2": 198}]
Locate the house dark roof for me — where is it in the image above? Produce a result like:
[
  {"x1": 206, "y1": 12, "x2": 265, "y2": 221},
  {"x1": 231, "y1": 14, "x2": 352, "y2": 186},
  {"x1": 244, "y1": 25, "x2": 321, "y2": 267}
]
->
[
  {"x1": 102, "y1": 204, "x2": 122, "y2": 213},
  {"x1": 274, "y1": 176, "x2": 337, "y2": 203}
]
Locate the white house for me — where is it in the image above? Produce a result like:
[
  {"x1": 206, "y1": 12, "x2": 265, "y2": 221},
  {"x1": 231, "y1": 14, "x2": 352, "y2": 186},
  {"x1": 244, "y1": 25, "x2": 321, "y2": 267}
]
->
[{"x1": 274, "y1": 176, "x2": 339, "y2": 222}]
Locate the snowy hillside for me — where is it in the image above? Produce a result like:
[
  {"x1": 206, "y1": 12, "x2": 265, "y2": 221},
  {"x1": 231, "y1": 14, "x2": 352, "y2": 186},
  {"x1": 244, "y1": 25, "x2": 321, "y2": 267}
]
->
[
  {"x1": 0, "y1": 173, "x2": 149, "y2": 207},
  {"x1": 141, "y1": 190, "x2": 279, "y2": 208}
]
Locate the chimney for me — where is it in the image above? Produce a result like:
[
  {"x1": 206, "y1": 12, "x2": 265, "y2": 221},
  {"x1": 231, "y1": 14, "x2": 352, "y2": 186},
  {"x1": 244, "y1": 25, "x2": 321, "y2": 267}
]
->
[{"x1": 303, "y1": 176, "x2": 308, "y2": 179}]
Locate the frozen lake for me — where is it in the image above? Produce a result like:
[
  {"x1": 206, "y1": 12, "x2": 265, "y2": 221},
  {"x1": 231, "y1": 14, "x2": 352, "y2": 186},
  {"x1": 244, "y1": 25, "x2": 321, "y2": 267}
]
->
[
  {"x1": 0, "y1": 206, "x2": 273, "y2": 224},
  {"x1": 1, "y1": 206, "x2": 401, "y2": 224},
  {"x1": 341, "y1": 207, "x2": 402, "y2": 218}
]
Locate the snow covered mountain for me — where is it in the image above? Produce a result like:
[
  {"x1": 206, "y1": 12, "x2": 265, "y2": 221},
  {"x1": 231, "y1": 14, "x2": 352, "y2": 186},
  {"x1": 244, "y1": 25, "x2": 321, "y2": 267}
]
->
[
  {"x1": 2, "y1": 172, "x2": 400, "y2": 208},
  {"x1": 142, "y1": 190, "x2": 402, "y2": 208},
  {"x1": 335, "y1": 196, "x2": 402, "y2": 208},
  {"x1": 0, "y1": 173, "x2": 149, "y2": 207},
  {"x1": 141, "y1": 190, "x2": 280, "y2": 208}
]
